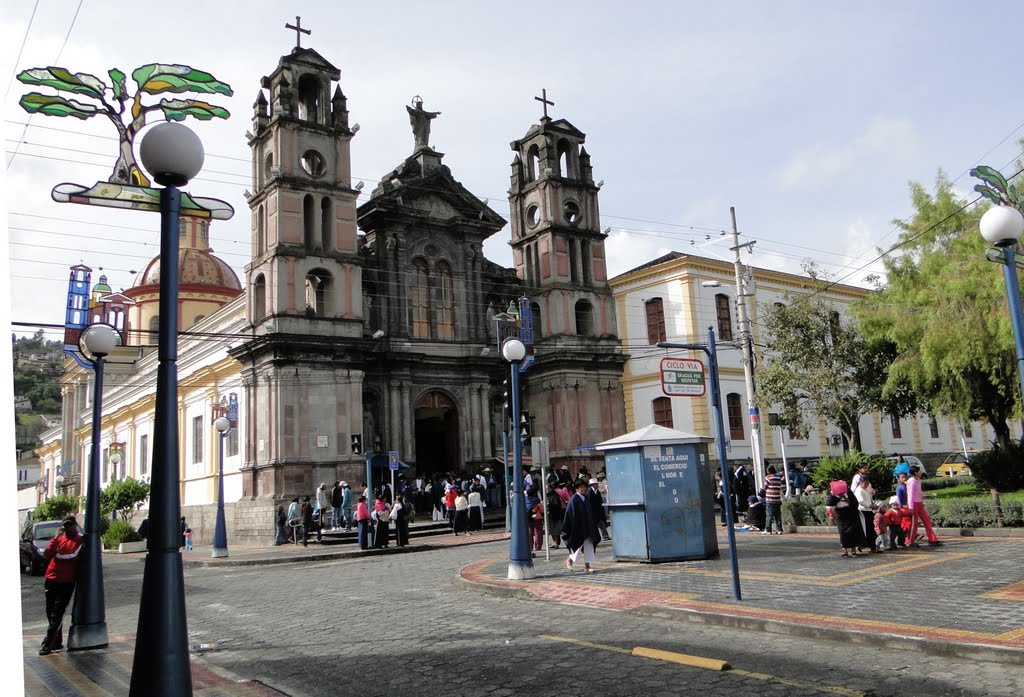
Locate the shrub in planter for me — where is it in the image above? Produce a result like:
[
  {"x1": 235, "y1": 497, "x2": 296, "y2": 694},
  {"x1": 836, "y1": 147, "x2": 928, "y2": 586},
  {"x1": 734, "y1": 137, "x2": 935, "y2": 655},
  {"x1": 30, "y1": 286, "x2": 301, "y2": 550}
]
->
[
  {"x1": 782, "y1": 493, "x2": 829, "y2": 526},
  {"x1": 922, "y1": 476, "x2": 976, "y2": 491},
  {"x1": 101, "y1": 519, "x2": 142, "y2": 550},
  {"x1": 809, "y1": 451, "x2": 892, "y2": 493}
]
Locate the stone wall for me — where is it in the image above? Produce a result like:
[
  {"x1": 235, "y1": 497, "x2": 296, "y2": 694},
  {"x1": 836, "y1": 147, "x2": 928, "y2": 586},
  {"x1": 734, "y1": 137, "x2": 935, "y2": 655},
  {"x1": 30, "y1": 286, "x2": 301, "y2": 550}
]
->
[{"x1": 181, "y1": 498, "x2": 281, "y2": 547}]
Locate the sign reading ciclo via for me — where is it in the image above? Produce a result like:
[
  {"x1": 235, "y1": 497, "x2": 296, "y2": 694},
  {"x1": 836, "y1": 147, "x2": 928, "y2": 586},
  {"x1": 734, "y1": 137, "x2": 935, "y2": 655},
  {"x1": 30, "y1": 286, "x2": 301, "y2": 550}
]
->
[{"x1": 660, "y1": 357, "x2": 706, "y2": 397}]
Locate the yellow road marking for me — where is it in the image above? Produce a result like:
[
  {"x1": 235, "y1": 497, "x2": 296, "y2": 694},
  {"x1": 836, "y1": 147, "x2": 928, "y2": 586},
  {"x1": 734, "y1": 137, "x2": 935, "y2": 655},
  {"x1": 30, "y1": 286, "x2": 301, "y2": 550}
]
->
[
  {"x1": 632, "y1": 646, "x2": 729, "y2": 670},
  {"x1": 29, "y1": 656, "x2": 110, "y2": 696},
  {"x1": 540, "y1": 635, "x2": 864, "y2": 695},
  {"x1": 981, "y1": 580, "x2": 1024, "y2": 601}
]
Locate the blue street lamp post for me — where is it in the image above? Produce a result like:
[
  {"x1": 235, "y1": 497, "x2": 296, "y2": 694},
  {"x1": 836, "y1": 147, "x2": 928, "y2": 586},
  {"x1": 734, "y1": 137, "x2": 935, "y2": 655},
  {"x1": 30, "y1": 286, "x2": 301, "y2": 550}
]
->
[
  {"x1": 130, "y1": 122, "x2": 205, "y2": 697},
  {"x1": 980, "y1": 205, "x2": 1024, "y2": 403},
  {"x1": 211, "y1": 416, "x2": 230, "y2": 558},
  {"x1": 502, "y1": 338, "x2": 534, "y2": 580},
  {"x1": 68, "y1": 323, "x2": 118, "y2": 650}
]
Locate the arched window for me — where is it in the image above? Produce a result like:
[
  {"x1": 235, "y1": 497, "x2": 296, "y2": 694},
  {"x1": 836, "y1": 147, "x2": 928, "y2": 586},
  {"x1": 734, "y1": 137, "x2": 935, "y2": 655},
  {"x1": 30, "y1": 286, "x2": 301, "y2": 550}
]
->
[
  {"x1": 304, "y1": 269, "x2": 331, "y2": 316},
  {"x1": 257, "y1": 205, "x2": 266, "y2": 256},
  {"x1": 530, "y1": 301, "x2": 543, "y2": 339},
  {"x1": 574, "y1": 299, "x2": 594, "y2": 336},
  {"x1": 320, "y1": 197, "x2": 332, "y2": 252},
  {"x1": 253, "y1": 274, "x2": 266, "y2": 321},
  {"x1": 148, "y1": 315, "x2": 159, "y2": 342},
  {"x1": 524, "y1": 246, "x2": 534, "y2": 285},
  {"x1": 303, "y1": 194, "x2": 316, "y2": 250},
  {"x1": 645, "y1": 298, "x2": 666, "y2": 344},
  {"x1": 436, "y1": 261, "x2": 455, "y2": 340},
  {"x1": 726, "y1": 393, "x2": 744, "y2": 440},
  {"x1": 297, "y1": 74, "x2": 321, "y2": 122},
  {"x1": 526, "y1": 144, "x2": 540, "y2": 182},
  {"x1": 653, "y1": 396, "x2": 673, "y2": 428},
  {"x1": 411, "y1": 258, "x2": 430, "y2": 338},
  {"x1": 715, "y1": 293, "x2": 733, "y2": 341},
  {"x1": 557, "y1": 139, "x2": 574, "y2": 179}
]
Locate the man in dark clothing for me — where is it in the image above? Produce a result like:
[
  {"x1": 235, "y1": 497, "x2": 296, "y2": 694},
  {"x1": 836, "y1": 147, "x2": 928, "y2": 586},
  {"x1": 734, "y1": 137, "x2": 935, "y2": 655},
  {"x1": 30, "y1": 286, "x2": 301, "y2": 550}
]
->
[
  {"x1": 40, "y1": 516, "x2": 83, "y2": 655},
  {"x1": 561, "y1": 479, "x2": 600, "y2": 572},
  {"x1": 330, "y1": 480, "x2": 344, "y2": 531},
  {"x1": 586, "y1": 478, "x2": 611, "y2": 541},
  {"x1": 300, "y1": 496, "x2": 315, "y2": 546}
]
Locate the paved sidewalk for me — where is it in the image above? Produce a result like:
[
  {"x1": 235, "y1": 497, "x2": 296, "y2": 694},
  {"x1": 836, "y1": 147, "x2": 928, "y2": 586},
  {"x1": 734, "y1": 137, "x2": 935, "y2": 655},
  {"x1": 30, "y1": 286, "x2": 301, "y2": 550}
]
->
[{"x1": 461, "y1": 532, "x2": 1024, "y2": 665}]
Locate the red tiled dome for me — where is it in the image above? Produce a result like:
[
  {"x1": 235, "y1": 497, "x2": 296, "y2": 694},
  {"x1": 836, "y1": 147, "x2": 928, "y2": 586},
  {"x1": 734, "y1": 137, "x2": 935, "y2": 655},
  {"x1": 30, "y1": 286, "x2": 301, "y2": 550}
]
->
[{"x1": 133, "y1": 249, "x2": 241, "y2": 291}]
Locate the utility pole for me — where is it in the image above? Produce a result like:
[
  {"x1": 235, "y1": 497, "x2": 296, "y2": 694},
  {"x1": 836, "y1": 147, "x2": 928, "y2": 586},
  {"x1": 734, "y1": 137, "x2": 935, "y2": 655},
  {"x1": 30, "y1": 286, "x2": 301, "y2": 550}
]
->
[{"x1": 730, "y1": 207, "x2": 765, "y2": 492}]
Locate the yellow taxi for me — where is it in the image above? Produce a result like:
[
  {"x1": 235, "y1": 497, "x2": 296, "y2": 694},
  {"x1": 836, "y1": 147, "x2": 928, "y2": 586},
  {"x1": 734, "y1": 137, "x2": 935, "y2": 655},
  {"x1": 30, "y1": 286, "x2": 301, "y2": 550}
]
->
[{"x1": 936, "y1": 451, "x2": 976, "y2": 478}]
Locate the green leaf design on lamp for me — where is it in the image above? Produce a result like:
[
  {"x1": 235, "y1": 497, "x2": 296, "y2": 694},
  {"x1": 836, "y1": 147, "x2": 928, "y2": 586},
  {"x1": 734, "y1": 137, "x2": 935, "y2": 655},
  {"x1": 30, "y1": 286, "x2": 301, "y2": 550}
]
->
[
  {"x1": 109, "y1": 68, "x2": 127, "y2": 101},
  {"x1": 20, "y1": 93, "x2": 99, "y2": 119},
  {"x1": 158, "y1": 98, "x2": 231, "y2": 122},
  {"x1": 17, "y1": 67, "x2": 106, "y2": 99},
  {"x1": 132, "y1": 64, "x2": 234, "y2": 96}
]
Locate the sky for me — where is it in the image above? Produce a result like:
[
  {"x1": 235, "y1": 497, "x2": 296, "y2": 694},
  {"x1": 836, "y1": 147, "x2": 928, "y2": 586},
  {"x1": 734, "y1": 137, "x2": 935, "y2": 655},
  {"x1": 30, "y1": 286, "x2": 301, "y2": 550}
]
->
[{"x1": 4, "y1": 0, "x2": 1024, "y2": 341}]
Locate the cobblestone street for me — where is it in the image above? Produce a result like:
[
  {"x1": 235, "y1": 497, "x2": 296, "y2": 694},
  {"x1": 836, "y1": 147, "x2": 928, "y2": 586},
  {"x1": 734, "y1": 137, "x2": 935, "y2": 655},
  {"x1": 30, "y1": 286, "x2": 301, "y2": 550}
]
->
[{"x1": 21, "y1": 537, "x2": 1024, "y2": 696}]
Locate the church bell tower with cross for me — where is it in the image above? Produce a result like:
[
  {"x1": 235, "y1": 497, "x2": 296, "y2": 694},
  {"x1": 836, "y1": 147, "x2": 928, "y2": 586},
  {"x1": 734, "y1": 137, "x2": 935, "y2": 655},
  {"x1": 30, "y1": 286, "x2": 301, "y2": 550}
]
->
[
  {"x1": 232, "y1": 19, "x2": 367, "y2": 498},
  {"x1": 507, "y1": 91, "x2": 626, "y2": 471}
]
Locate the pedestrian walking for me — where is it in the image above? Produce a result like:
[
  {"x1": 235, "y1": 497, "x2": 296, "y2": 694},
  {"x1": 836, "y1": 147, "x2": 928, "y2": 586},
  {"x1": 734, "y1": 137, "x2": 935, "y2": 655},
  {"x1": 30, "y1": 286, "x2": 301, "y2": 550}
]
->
[
  {"x1": 275, "y1": 504, "x2": 287, "y2": 545},
  {"x1": 38, "y1": 516, "x2": 83, "y2": 655},
  {"x1": 885, "y1": 496, "x2": 907, "y2": 549},
  {"x1": 854, "y1": 477, "x2": 879, "y2": 552},
  {"x1": 453, "y1": 489, "x2": 469, "y2": 536},
  {"x1": 763, "y1": 466, "x2": 784, "y2": 535},
  {"x1": 826, "y1": 481, "x2": 864, "y2": 557},
  {"x1": 467, "y1": 486, "x2": 484, "y2": 533},
  {"x1": 341, "y1": 481, "x2": 353, "y2": 531},
  {"x1": 286, "y1": 497, "x2": 300, "y2": 544},
  {"x1": 180, "y1": 516, "x2": 187, "y2": 549},
  {"x1": 545, "y1": 482, "x2": 564, "y2": 548},
  {"x1": 356, "y1": 495, "x2": 371, "y2": 549},
  {"x1": 300, "y1": 496, "x2": 314, "y2": 546},
  {"x1": 562, "y1": 479, "x2": 600, "y2": 573},
  {"x1": 330, "y1": 480, "x2": 343, "y2": 531},
  {"x1": 184, "y1": 527, "x2": 193, "y2": 551},
  {"x1": 525, "y1": 484, "x2": 544, "y2": 551},
  {"x1": 445, "y1": 486, "x2": 458, "y2": 533},
  {"x1": 391, "y1": 493, "x2": 410, "y2": 547},
  {"x1": 315, "y1": 483, "x2": 329, "y2": 532},
  {"x1": 587, "y1": 478, "x2": 611, "y2": 541},
  {"x1": 907, "y1": 466, "x2": 941, "y2": 547},
  {"x1": 373, "y1": 494, "x2": 391, "y2": 548}
]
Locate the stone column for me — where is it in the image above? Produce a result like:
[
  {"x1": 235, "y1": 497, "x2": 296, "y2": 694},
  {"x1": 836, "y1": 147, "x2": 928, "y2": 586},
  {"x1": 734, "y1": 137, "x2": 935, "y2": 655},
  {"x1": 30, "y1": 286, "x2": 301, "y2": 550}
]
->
[{"x1": 401, "y1": 382, "x2": 413, "y2": 463}]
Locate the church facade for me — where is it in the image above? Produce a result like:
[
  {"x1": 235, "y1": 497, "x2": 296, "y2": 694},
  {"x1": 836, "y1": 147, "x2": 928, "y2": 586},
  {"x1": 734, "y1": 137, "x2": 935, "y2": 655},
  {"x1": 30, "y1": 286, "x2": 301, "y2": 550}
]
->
[{"x1": 35, "y1": 40, "x2": 627, "y2": 538}]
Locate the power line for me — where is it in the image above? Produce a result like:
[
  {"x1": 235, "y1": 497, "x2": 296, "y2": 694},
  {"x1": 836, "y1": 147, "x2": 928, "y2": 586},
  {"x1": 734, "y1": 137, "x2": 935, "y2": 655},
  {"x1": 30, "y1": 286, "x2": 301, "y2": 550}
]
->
[{"x1": 1, "y1": 0, "x2": 40, "y2": 104}]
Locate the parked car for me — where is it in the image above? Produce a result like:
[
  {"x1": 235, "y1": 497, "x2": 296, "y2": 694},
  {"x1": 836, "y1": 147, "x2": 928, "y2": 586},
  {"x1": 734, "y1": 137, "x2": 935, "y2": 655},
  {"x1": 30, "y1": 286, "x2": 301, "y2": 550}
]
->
[
  {"x1": 937, "y1": 451, "x2": 977, "y2": 478},
  {"x1": 19, "y1": 519, "x2": 82, "y2": 576},
  {"x1": 886, "y1": 455, "x2": 928, "y2": 478}
]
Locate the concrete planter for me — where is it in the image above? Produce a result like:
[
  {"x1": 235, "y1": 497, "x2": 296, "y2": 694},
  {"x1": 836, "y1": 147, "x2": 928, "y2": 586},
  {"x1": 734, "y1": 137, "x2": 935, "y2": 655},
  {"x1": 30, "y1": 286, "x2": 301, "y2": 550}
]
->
[{"x1": 117, "y1": 540, "x2": 147, "y2": 554}]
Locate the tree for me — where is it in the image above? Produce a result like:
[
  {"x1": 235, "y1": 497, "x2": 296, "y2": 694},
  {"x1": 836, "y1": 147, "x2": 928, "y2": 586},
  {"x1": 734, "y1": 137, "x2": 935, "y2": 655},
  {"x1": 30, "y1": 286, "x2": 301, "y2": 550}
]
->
[
  {"x1": 99, "y1": 477, "x2": 150, "y2": 526},
  {"x1": 856, "y1": 171, "x2": 1020, "y2": 449},
  {"x1": 33, "y1": 494, "x2": 79, "y2": 522},
  {"x1": 18, "y1": 64, "x2": 232, "y2": 186},
  {"x1": 758, "y1": 265, "x2": 909, "y2": 451}
]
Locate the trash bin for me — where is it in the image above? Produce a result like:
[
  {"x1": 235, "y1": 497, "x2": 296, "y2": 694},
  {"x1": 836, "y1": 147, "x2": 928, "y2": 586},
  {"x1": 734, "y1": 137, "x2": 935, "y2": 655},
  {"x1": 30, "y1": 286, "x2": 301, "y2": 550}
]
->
[{"x1": 596, "y1": 424, "x2": 718, "y2": 562}]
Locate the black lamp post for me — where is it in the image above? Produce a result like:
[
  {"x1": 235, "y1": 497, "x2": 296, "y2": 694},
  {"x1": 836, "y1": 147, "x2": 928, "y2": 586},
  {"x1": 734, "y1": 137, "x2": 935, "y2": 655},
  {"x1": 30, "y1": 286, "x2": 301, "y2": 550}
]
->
[
  {"x1": 502, "y1": 337, "x2": 534, "y2": 580},
  {"x1": 130, "y1": 122, "x2": 205, "y2": 697},
  {"x1": 68, "y1": 323, "x2": 118, "y2": 650},
  {"x1": 211, "y1": 415, "x2": 230, "y2": 558}
]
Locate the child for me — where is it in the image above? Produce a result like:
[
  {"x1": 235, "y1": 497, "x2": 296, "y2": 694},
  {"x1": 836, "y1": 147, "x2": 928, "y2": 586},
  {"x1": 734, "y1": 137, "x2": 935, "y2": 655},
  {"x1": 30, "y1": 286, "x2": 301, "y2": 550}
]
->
[
  {"x1": 744, "y1": 495, "x2": 766, "y2": 532},
  {"x1": 184, "y1": 527, "x2": 193, "y2": 551},
  {"x1": 885, "y1": 496, "x2": 907, "y2": 549},
  {"x1": 873, "y1": 502, "x2": 889, "y2": 551}
]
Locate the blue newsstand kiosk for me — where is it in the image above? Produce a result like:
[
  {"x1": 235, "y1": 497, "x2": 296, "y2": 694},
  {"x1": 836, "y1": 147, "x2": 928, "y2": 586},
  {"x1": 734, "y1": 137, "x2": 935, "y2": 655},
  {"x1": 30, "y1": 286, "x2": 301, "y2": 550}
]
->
[{"x1": 596, "y1": 424, "x2": 718, "y2": 562}]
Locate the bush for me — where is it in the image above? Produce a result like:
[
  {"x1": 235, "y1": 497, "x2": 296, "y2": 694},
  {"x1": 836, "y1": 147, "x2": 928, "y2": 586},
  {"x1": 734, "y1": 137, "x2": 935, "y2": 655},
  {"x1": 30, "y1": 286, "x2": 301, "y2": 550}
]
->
[
  {"x1": 929, "y1": 497, "x2": 1024, "y2": 528},
  {"x1": 783, "y1": 493, "x2": 831, "y2": 527},
  {"x1": 101, "y1": 519, "x2": 143, "y2": 550},
  {"x1": 921, "y1": 476, "x2": 975, "y2": 491},
  {"x1": 100, "y1": 477, "x2": 150, "y2": 526},
  {"x1": 32, "y1": 494, "x2": 80, "y2": 522},
  {"x1": 969, "y1": 441, "x2": 1024, "y2": 493},
  {"x1": 808, "y1": 450, "x2": 892, "y2": 493}
]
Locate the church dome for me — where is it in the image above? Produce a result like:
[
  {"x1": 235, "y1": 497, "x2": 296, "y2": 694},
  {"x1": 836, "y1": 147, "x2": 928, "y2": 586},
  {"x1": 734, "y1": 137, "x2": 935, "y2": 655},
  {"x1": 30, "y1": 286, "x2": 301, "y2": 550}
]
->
[{"x1": 132, "y1": 248, "x2": 241, "y2": 291}]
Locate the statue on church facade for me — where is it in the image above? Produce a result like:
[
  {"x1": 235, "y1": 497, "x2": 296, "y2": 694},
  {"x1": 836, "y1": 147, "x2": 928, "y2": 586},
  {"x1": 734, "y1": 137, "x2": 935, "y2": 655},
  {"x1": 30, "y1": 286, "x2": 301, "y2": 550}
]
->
[{"x1": 407, "y1": 96, "x2": 440, "y2": 150}]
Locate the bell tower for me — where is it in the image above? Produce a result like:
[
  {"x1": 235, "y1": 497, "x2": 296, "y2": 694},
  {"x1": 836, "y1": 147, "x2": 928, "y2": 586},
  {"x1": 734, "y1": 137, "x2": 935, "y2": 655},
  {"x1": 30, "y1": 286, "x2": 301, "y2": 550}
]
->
[
  {"x1": 232, "y1": 29, "x2": 366, "y2": 500},
  {"x1": 507, "y1": 93, "x2": 626, "y2": 471}
]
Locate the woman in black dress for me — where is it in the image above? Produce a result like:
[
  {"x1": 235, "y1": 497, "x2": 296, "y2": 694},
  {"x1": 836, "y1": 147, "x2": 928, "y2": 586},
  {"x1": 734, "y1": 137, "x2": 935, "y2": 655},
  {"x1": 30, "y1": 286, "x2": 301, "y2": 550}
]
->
[{"x1": 827, "y1": 482, "x2": 865, "y2": 557}]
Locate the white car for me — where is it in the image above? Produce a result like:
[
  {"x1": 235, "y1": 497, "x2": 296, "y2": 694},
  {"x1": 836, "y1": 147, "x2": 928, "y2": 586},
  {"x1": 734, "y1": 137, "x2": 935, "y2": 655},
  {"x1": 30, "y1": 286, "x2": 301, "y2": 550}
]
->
[{"x1": 887, "y1": 455, "x2": 928, "y2": 478}]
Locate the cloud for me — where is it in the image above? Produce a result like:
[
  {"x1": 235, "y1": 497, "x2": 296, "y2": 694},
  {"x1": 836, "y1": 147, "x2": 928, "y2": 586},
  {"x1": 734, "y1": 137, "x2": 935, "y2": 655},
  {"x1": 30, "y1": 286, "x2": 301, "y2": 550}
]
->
[{"x1": 775, "y1": 117, "x2": 919, "y2": 191}]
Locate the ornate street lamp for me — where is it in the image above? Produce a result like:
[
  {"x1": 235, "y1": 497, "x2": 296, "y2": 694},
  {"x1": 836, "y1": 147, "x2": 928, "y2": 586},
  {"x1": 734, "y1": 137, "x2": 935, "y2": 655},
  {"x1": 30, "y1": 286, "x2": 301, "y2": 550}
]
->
[
  {"x1": 68, "y1": 322, "x2": 118, "y2": 650},
  {"x1": 130, "y1": 122, "x2": 205, "y2": 696},
  {"x1": 211, "y1": 415, "x2": 231, "y2": 558},
  {"x1": 980, "y1": 204, "x2": 1024, "y2": 403},
  {"x1": 502, "y1": 337, "x2": 534, "y2": 580}
]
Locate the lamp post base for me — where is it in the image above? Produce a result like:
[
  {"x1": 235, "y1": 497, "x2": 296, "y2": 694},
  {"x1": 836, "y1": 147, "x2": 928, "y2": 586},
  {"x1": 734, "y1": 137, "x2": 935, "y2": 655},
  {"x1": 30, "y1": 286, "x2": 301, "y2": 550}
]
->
[
  {"x1": 67, "y1": 622, "x2": 108, "y2": 651},
  {"x1": 210, "y1": 546, "x2": 228, "y2": 558},
  {"x1": 507, "y1": 560, "x2": 535, "y2": 580}
]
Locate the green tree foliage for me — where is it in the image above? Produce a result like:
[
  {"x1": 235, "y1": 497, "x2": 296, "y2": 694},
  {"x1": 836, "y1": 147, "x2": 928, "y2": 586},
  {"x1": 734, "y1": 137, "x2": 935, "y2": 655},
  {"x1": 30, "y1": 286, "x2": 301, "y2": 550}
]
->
[
  {"x1": 758, "y1": 266, "x2": 910, "y2": 450},
  {"x1": 807, "y1": 450, "x2": 893, "y2": 492},
  {"x1": 32, "y1": 494, "x2": 79, "y2": 521},
  {"x1": 17, "y1": 64, "x2": 232, "y2": 186},
  {"x1": 855, "y1": 171, "x2": 1020, "y2": 448},
  {"x1": 101, "y1": 519, "x2": 143, "y2": 550},
  {"x1": 99, "y1": 477, "x2": 150, "y2": 526},
  {"x1": 969, "y1": 440, "x2": 1024, "y2": 493}
]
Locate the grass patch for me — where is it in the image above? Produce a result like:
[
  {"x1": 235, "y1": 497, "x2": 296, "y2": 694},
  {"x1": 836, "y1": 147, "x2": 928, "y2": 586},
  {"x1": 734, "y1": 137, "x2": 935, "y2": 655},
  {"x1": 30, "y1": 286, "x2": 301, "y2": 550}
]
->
[{"x1": 926, "y1": 484, "x2": 986, "y2": 500}]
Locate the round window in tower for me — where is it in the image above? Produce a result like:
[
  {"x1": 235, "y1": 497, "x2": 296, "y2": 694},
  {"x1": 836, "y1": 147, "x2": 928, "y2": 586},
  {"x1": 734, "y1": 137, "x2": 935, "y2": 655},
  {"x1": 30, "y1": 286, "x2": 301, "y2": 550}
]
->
[
  {"x1": 526, "y1": 204, "x2": 540, "y2": 228},
  {"x1": 563, "y1": 200, "x2": 581, "y2": 225},
  {"x1": 300, "y1": 149, "x2": 327, "y2": 178}
]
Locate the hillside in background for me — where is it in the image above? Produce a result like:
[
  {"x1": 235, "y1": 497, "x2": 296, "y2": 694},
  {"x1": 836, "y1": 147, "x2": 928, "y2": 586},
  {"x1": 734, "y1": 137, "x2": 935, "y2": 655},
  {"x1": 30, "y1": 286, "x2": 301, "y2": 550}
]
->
[{"x1": 13, "y1": 330, "x2": 63, "y2": 448}]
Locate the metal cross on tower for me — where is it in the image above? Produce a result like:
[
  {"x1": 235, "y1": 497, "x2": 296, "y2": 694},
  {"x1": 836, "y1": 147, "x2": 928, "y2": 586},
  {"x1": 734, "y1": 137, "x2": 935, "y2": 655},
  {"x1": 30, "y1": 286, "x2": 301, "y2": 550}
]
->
[
  {"x1": 534, "y1": 88, "x2": 554, "y2": 120},
  {"x1": 285, "y1": 16, "x2": 311, "y2": 48}
]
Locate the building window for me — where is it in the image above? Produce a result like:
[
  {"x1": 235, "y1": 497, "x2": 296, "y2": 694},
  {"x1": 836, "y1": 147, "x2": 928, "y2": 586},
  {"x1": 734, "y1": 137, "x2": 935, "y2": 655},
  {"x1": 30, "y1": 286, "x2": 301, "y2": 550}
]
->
[
  {"x1": 524, "y1": 246, "x2": 534, "y2": 285},
  {"x1": 436, "y1": 261, "x2": 455, "y2": 340},
  {"x1": 530, "y1": 301, "x2": 543, "y2": 339},
  {"x1": 928, "y1": 414, "x2": 939, "y2": 439},
  {"x1": 574, "y1": 299, "x2": 594, "y2": 336},
  {"x1": 192, "y1": 415, "x2": 203, "y2": 464},
  {"x1": 227, "y1": 427, "x2": 239, "y2": 457},
  {"x1": 256, "y1": 205, "x2": 266, "y2": 255},
  {"x1": 726, "y1": 393, "x2": 744, "y2": 441},
  {"x1": 253, "y1": 274, "x2": 266, "y2": 321},
  {"x1": 653, "y1": 396, "x2": 673, "y2": 428},
  {"x1": 321, "y1": 197, "x2": 332, "y2": 251},
  {"x1": 304, "y1": 269, "x2": 331, "y2": 316},
  {"x1": 526, "y1": 144, "x2": 539, "y2": 182},
  {"x1": 569, "y1": 239, "x2": 580, "y2": 283},
  {"x1": 645, "y1": 297, "x2": 666, "y2": 344},
  {"x1": 102, "y1": 447, "x2": 109, "y2": 481},
  {"x1": 411, "y1": 258, "x2": 430, "y2": 338},
  {"x1": 297, "y1": 74, "x2": 321, "y2": 122},
  {"x1": 303, "y1": 194, "x2": 316, "y2": 250},
  {"x1": 715, "y1": 294, "x2": 733, "y2": 341},
  {"x1": 139, "y1": 434, "x2": 148, "y2": 476},
  {"x1": 581, "y1": 241, "x2": 592, "y2": 284},
  {"x1": 890, "y1": 413, "x2": 902, "y2": 440},
  {"x1": 557, "y1": 139, "x2": 574, "y2": 179},
  {"x1": 148, "y1": 315, "x2": 159, "y2": 343},
  {"x1": 963, "y1": 422, "x2": 973, "y2": 438}
]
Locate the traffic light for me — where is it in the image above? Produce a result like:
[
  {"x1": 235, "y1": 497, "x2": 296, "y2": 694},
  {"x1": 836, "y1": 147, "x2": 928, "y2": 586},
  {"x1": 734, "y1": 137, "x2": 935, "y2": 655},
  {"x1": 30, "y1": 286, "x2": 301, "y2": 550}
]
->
[
  {"x1": 351, "y1": 433, "x2": 362, "y2": 455},
  {"x1": 503, "y1": 377, "x2": 513, "y2": 432},
  {"x1": 520, "y1": 410, "x2": 531, "y2": 444}
]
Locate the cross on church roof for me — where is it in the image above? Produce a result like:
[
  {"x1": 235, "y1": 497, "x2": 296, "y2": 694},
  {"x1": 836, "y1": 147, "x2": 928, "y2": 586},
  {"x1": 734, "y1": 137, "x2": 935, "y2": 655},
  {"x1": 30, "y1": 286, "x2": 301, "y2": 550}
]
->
[
  {"x1": 534, "y1": 88, "x2": 554, "y2": 121},
  {"x1": 285, "y1": 16, "x2": 311, "y2": 48}
]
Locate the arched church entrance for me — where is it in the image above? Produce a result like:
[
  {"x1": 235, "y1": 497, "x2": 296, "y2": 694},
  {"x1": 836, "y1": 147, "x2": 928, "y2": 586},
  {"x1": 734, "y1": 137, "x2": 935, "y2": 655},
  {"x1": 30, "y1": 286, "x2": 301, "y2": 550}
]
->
[{"x1": 415, "y1": 391, "x2": 460, "y2": 476}]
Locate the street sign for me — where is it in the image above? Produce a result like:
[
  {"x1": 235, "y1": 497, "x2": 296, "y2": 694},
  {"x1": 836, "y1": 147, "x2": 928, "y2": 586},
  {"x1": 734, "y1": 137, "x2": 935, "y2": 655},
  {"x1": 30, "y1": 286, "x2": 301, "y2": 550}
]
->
[
  {"x1": 660, "y1": 357, "x2": 706, "y2": 397},
  {"x1": 388, "y1": 450, "x2": 400, "y2": 471}
]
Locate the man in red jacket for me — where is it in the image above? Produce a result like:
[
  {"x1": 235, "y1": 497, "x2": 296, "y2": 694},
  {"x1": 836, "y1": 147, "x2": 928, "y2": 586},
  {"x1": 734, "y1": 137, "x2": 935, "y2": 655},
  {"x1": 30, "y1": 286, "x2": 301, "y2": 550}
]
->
[{"x1": 39, "y1": 516, "x2": 83, "y2": 655}]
